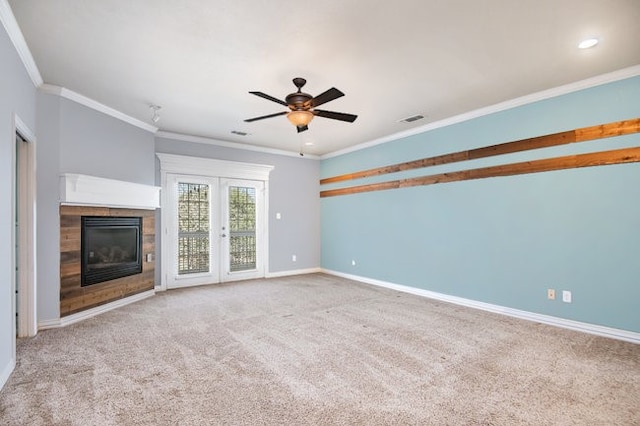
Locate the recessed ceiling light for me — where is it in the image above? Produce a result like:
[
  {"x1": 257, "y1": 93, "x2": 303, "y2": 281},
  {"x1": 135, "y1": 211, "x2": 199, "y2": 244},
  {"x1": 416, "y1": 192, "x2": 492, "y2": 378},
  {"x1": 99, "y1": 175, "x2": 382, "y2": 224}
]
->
[
  {"x1": 304, "y1": 142, "x2": 314, "y2": 146},
  {"x1": 578, "y1": 38, "x2": 599, "y2": 49}
]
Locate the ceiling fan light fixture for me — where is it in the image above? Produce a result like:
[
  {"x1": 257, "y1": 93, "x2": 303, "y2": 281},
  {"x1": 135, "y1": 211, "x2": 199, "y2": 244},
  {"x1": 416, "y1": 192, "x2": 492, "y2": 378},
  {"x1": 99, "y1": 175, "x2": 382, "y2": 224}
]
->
[{"x1": 287, "y1": 110, "x2": 314, "y2": 127}]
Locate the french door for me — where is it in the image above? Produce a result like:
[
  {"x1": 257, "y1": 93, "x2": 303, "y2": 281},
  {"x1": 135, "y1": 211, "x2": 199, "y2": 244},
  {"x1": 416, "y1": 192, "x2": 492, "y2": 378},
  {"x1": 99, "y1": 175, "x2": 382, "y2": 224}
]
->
[{"x1": 165, "y1": 174, "x2": 265, "y2": 288}]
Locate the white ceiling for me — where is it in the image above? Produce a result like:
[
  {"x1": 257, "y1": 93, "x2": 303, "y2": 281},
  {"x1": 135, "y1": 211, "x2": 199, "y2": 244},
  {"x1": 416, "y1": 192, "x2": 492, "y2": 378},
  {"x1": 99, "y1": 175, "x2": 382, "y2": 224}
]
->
[{"x1": 8, "y1": 0, "x2": 640, "y2": 156}]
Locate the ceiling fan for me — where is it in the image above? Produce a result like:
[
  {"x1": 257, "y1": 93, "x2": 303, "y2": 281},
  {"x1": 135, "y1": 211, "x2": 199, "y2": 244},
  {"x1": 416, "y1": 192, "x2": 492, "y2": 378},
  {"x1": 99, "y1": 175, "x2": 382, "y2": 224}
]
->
[{"x1": 244, "y1": 78, "x2": 358, "y2": 133}]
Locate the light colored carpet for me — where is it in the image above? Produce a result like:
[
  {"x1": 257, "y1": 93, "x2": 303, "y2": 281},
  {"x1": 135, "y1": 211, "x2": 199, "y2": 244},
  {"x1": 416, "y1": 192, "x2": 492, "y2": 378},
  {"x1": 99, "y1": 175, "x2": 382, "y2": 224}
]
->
[{"x1": 1, "y1": 273, "x2": 639, "y2": 425}]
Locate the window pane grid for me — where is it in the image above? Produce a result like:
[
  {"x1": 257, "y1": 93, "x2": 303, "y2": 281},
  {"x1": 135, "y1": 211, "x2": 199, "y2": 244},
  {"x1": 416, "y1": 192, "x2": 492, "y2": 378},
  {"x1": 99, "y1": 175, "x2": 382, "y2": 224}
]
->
[
  {"x1": 177, "y1": 183, "x2": 210, "y2": 275},
  {"x1": 229, "y1": 186, "x2": 257, "y2": 272}
]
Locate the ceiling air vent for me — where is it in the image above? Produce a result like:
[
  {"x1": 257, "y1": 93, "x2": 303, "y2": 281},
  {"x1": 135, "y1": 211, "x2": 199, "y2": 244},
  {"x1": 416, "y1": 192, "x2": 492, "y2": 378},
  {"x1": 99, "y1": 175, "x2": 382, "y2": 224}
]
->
[
  {"x1": 231, "y1": 130, "x2": 249, "y2": 136},
  {"x1": 399, "y1": 114, "x2": 425, "y2": 123}
]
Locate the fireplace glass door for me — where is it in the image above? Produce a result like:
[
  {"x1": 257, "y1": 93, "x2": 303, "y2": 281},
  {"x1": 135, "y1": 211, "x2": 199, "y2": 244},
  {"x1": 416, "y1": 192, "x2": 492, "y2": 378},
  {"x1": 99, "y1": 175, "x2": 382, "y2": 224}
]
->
[{"x1": 81, "y1": 216, "x2": 142, "y2": 286}]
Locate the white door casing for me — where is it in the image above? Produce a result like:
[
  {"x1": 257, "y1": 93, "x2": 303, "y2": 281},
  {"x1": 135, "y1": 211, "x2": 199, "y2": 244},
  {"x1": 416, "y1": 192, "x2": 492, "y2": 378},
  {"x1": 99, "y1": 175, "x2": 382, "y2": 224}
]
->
[
  {"x1": 157, "y1": 154, "x2": 273, "y2": 291},
  {"x1": 13, "y1": 114, "x2": 37, "y2": 339}
]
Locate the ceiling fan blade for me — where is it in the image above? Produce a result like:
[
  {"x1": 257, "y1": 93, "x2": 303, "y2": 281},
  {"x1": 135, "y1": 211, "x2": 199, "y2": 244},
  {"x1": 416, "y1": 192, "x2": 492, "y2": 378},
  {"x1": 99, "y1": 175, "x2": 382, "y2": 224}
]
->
[
  {"x1": 249, "y1": 91, "x2": 288, "y2": 106},
  {"x1": 244, "y1": 111, "x2": 288, "y2": 122},
  {"x1": 297, "y1": 125, "x2": 309, "y2": 133},
  {"x1": 308, "y1": 87, "x2": 344, "y2": 108},
  {"x1": 313, "y1": 109, "x2": 358, "y2": 123}
]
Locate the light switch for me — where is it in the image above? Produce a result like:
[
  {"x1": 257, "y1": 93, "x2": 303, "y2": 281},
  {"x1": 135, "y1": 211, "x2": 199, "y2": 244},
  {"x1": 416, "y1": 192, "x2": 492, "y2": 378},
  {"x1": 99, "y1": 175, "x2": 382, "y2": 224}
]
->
[{"x1": 276, "y1": 213, "x2": 281, "y2": 220}]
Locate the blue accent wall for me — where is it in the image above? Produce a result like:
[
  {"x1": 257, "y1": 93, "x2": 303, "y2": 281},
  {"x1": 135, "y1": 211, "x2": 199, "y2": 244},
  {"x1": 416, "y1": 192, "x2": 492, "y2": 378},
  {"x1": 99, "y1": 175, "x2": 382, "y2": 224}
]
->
[{"x1": 321, "y1": 76, "x2": 640, "y2": 333}]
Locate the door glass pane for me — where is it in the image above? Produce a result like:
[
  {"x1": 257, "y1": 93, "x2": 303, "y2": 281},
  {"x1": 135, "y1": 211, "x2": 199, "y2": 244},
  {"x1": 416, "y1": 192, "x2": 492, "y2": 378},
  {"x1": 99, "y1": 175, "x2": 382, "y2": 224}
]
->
[
  {"x1": 228, "y1": 186, "x2": 256, "y2": 272},
  {"x1": 178, "y1": 183, "x2": 210, "y2": 274}
]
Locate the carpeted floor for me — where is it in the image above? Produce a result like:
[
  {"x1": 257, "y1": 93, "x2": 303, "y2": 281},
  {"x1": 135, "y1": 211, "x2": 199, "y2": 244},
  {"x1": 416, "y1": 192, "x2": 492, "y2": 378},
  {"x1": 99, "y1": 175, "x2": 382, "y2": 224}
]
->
[{"x1": 1, "y1": 273, "x2": 639, "y2": 425}]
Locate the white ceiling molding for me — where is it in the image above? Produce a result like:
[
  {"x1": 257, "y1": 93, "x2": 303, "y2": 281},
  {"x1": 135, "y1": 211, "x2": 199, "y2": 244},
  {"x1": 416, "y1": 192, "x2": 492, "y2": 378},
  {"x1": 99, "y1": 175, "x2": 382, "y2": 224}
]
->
[
  {"x1": 322, "y1": 64, "x2": 640, "y2": 159},
  {"x1": 0, "y1": 0, "x2": 42, "y2": 87},
  {"x1": 156, "y1": 153, "x2": 274, "y2": 181},
  {"x1": 39, "y1": 84, "x2": 158, "y2": 133},
  {"x1": 156, "y1": 131, "x2": 320, "y2": 160}
]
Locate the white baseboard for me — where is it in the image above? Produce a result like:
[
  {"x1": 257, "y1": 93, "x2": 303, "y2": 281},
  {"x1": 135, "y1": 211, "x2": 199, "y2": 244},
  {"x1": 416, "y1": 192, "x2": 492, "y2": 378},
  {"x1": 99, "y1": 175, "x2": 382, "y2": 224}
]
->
[
  {"x1": 322, "y1": 269, "x2": 640, "y2": 344},
  {"x1": 38, "y1": 290, "x2": 156, "y2": 330},
  {"x1": 266, "y1": 267, "x2": 322, "y2": 278}
]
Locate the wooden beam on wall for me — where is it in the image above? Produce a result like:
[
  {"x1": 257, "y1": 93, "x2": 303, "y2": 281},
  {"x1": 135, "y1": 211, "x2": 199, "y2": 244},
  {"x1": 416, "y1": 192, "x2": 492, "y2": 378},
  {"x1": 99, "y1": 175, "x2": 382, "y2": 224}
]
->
[
  {"x1": 320, "y1": 147, "x2": 640, "y2": 198},
  {"x1": 320, "y1": 118, "x2": 640, "y2": 185}
]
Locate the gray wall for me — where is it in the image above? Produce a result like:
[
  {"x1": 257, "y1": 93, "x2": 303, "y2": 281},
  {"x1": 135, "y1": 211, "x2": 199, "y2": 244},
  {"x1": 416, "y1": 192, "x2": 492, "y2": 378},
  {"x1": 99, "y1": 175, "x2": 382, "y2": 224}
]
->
[
  {"x1": 155, "y1": 137, "x2": 321, "y2": 279},
  {"x1": 59, "y1": 99, "x2": 155, "y2": 184},
  {"x1": 35, "y1": 93, "x2": 61, "y2": 323},
  {"x1": 36, "y1": 95, "x2": 156, "y2": 322},
  {"x1": 0, "y1": 21, "x2": 37, "y2": 387}
]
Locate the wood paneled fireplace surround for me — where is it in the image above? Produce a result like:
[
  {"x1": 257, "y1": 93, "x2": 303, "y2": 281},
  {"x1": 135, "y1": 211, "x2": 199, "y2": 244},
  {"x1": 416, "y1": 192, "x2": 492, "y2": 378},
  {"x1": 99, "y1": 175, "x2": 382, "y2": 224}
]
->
[
  {"x1": 58, "y1": 174, "x2": 160, "y2": 318},
  {"x1": 60, "y1": 205, "x2": 155, "y2": 316}
]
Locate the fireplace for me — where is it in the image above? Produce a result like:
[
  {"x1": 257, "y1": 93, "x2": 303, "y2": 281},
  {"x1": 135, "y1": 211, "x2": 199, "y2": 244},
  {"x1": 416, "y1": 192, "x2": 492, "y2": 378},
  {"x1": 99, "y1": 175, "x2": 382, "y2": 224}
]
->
[{"x1": 81, "y1": 216, "x2": 143, "y2": 286}]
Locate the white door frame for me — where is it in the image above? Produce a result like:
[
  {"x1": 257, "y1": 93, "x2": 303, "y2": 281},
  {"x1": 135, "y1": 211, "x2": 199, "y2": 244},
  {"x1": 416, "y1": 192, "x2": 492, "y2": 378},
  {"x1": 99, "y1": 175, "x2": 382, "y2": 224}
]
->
[
  {"x1": 12, "y1": 114, "x2": 37, "y2": 338},
  {"x1": 157, "y1": 153, "x2": 273, "y2": 291}
]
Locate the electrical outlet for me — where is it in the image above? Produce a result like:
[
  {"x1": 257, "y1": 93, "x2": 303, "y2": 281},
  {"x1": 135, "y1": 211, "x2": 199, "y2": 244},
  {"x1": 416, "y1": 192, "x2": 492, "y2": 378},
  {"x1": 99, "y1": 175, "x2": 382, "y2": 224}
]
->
[
  {"x1": 292, "y1": 255, "x2": 296, "y2": 262},
  {"x1": 351, "y1": 260, "x2": 356, "y2": 266},
  {"x1": 547, "y1": 289, "x2": 555, "y2": 300},
  {"x1": 562, "y1": 290, "x2": 572, "y2": 303}
]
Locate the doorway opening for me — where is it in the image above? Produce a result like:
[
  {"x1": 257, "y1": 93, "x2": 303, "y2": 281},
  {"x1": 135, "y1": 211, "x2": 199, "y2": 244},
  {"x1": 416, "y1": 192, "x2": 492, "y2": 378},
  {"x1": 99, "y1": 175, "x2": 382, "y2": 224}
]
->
[{"x1": 13, "y1": 116, "x2": 37, "y2": 339}]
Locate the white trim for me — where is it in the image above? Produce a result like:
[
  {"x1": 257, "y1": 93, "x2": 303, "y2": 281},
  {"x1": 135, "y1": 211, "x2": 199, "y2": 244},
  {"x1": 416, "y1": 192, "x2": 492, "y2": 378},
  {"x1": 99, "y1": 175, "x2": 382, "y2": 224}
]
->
[
  {"x1": 14, "y1": 114, "x2": 37, "y2": 337},
  {"x1": 156, "y1": 131, "x2": 321, "y2": 159},
  {"x1": 13, "y1": 114, "x2": 35, "y2": 141},
  {"x1": 0, "y1": 357, "x2": 15, "y2": 391},
  {"x1": 39, "y1": 84, "x2": 158, "y2": 133},
  {"x1": 323, "y1": 269, "x2": 640, "y2": 344},
  {"x1": 266, "y1": 267, "x2": 322, "y2": 278},
  {"x1": 37, "y1": 318, "x2": 62, "y2": 330},
  {"x1": 38, "y1": 290, "x2": 155, "y2": 330},
  {"x1": 156, "y1": 153, "x2": 274, "y2": 181},
  {"x1": 8, "y1": 117, "x2": 17, "y2": 388},
  {"x1": 322, "y1": 65, "x2": 640, "y2": 159},
  {"x1": 0, "y1": 0, "x2": 43, "y2": 87},
  {"x1": 59, "y1": 173, "x2": 161, "y2": 210}
]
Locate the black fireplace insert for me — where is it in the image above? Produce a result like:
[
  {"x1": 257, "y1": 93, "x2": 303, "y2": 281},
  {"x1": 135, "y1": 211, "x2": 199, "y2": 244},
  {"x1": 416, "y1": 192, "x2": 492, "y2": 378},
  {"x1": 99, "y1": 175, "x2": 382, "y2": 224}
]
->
[{"x1": 81, "y1": 216, "x2": 143, "y2": 286}]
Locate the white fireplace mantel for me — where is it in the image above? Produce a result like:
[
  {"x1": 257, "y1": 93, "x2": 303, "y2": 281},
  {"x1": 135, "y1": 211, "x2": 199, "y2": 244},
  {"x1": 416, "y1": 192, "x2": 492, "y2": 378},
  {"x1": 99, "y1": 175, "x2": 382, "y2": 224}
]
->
[{"x1": 59, "y1": 173, "x2": 161, "y2": 210}]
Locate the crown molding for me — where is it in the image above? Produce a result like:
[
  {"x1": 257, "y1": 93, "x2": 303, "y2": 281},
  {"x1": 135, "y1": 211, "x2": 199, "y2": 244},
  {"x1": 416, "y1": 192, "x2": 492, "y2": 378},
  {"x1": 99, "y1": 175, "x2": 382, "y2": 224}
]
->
[
  {"x1": 156, "y1": 131, "x2": 321, "y2": 160},
  {"x1": 322, "y1": 65, "x2": 640, "y2": 159},
  {"x1": 0, "y1": 0, "x2": 43, "y2": 87},
  {"x1": 39, "y1": 84, "x2": 158, "y2": 133},
  {"x1": 0, "y1": 0, "x2": 157, "y2": 135}
]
